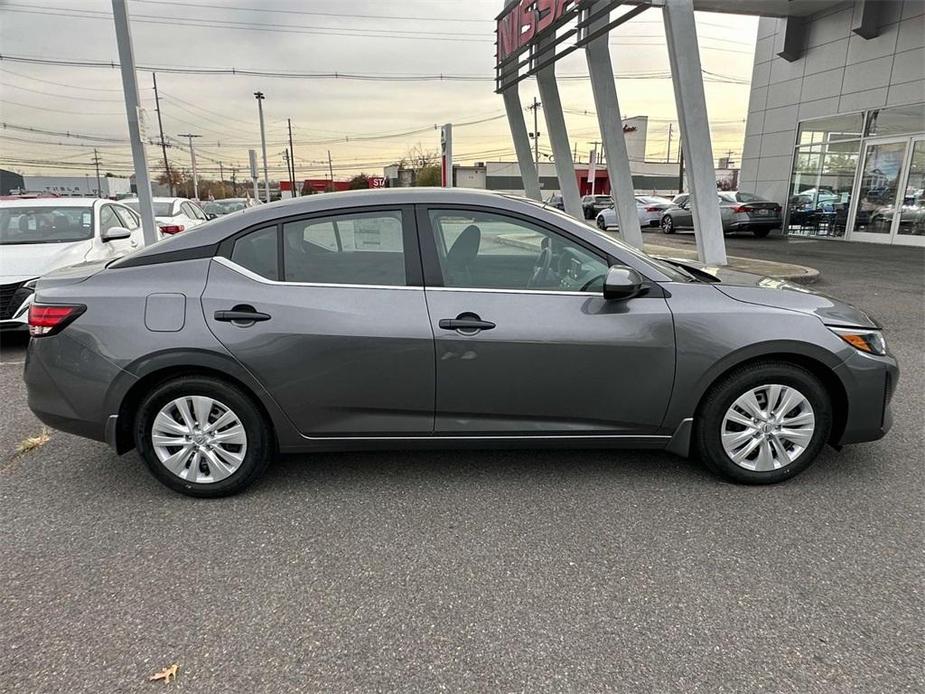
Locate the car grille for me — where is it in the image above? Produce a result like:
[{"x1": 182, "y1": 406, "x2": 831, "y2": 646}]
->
[{"x1": 0, "y1": 280, "x2": 27, "y2": 320}]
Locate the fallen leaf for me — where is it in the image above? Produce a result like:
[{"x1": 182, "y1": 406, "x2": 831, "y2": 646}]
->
[
  {"x1": 149, "y1": 663, "x2": 179, "y2": 685},
  {"x1": 15, "y1": 429, "x2": 50, "y2": 456}
]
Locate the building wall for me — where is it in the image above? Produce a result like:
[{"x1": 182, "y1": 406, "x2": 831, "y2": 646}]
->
[{"x1": 740, "y1": 0, "x2": 925, "y2": 205}]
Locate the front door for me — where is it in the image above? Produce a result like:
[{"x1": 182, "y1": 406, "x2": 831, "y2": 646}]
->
[
  {"x1": 202, "y1": 206, "x2": 435, "y2": 436},
  {"x1": 419, "y1": 206, "x2": 676, "y2": 435},
  {"x1": 849, "y1": 136, "x2": 925, "y2": 246}
]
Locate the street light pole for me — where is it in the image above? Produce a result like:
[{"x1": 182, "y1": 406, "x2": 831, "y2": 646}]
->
[
  {"x1": 111, "y1": 0, "x2": 157, "y2": 246},
  {"x1": 178, "y1": 133, "x2": 202, "y2": 199},
  {"x1": 254, "y1": 91, "x2": 270, "y2": 202},
  {"x1": 287, "y1": 118, "x2": 297, "y2": 197},
  {"x1": 152, "y1": 72, "x2": 173, "y2": 195}
]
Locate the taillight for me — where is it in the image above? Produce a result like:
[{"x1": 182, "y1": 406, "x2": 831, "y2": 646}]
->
[
  {"x1": 645, "y1": 206, "x2": 660, "y2": 212},
  {"x1": 733, "y1": 205, "x2": 753, "y2": 213},
  {"x1": 159, "y1": 224, "x2": 185, "y2": 235},
  {"x1": 28, "y1": 304, "x2": 86, "y2": 337}
]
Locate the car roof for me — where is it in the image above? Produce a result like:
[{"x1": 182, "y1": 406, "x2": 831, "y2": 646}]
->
[{"x1": 0, "y1": 197, "x2": 99, "y2": 208}]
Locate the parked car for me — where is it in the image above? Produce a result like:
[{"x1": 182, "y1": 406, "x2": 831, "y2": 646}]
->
[
  {"x1": 545, "y1": 194, "x2": 565, "y2": 211},
  {"x1": 595, "y1": 195, "x2": 674, "y2": 230},
  {"x1": 0, "y1": 197, "x2": 143, "y2": 331},
  {"x1": 121, "y1": 197, "x2": 209, "y2": 237},
  {"x1": 24, "y1": 189, "x2": 897, "y2": 497},
  {"x1": 581, "y1": 194, "x2": 613, "y2": 219},
  {"x1": 202, "y1": 197, "x2": 260, "y2": 219},
  {"x1": 661, "y1": 192, "x2": 782, "y2": 237}
]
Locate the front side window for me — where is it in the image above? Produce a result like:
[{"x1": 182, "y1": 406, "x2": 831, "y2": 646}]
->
[
  {"x1": 114, "y1": 206, "x2": 139, "y2": 230},
  {"x1": 428, "y1": 209, "x2": 608, "y2": 292},
  {"x1": 283, "y1": 210, "x2": 406, "y2": 285},
  {"x1": 100, "y1": 206, "x2": 122, "y2": 233}
]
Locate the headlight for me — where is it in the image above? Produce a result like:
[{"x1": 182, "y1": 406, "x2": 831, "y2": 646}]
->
[{"x1": 829, "y1": 327, "x2": 886, "y2": 356}]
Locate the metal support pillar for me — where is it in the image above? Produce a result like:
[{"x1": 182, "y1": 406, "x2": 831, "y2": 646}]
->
[
  {"x1": 500, "y1": 60, "x2": 541, "y2": 199},
  {"x1": 663, "y1": 0, "x2": 727, "y2": 265},
  {"x1": 111, "y1": 0, "x2": 157, "y2": 246},
  {"x1": 583, "y1": 1, "x2": 644, "y2": 249},
  {"x1": 535, "y1": 39, "x2": 582, "y2": 219}
]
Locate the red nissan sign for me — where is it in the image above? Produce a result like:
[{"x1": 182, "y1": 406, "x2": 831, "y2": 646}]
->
[{"x1": 496, "y1": 0, "x2": 580, "y2": 61}]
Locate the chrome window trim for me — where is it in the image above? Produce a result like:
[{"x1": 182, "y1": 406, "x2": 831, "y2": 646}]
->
[
  {"x1": 213, "y1": 256, "x2": 420, "y2": 291},
  {"x1": 426, "y1": 286, "x2": 598, "y2": 297}
]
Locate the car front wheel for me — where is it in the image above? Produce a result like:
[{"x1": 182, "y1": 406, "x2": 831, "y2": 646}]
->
[
  {"x1": 134, "y1": 376, "x2": 272, "y2": 497},
  {"x1": 661, "y1": 215, "x2": 675, "y2": 234},
  {"x1": 694, "y1": 362, "x2": 832, "y2": 484},
  {"x1": 597, "y1": 216, "x2": 606, "y2": 230}
]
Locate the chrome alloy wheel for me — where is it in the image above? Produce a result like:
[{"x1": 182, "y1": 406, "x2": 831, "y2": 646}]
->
[
  {"x1": 151, "y1": 396, "x2": 247, "y2": 483},
  {"x1": 720, "y1": 384, "x2": 815, "y2": 472}
]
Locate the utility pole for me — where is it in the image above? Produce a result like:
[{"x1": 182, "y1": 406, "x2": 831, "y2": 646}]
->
[
  {"x1": 152, "y1": 72, "x2": 172, "y2": 195},
  {"x1": 219, "y1": 161, "x2": 224, "y2": 185},
  {"x1": 231, "y1": 167, "x2": 238, "y2": 196},
  {"x1": 327, "y1": 150, "x2": 335, "y2": 192},
  {"x1": 177, "y1": 133, "x2": 202, "y2": 199},
  {"x1": 527, "y1": 97, "x2": 542, "y2": 173},
  {"x1": 287, "y1": 118, "x2": 297, "y2": 197},
  {"x1": 666, "y1": 123, "x2": 673, "y2": 163},
  {"x1": 254, "y1": 91, "x2": 270, "y2": 202},
  {"x1": 111, "y1": 0, "x2": 157, "y2": 246},
  {"x1": 92, "y1": 148, "x2": 102, "y2": 197},
  {"x1": 282, "y1": 149, "x2": 291, "y2": 197}
]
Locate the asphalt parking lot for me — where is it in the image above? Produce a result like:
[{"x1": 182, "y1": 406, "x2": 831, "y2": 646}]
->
[{"x1": 1, "y1": 235, "x2": 922, "y2": 693}]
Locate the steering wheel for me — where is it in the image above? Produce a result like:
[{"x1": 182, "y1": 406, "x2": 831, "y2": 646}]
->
[{"x1": 527, "y1": 247, "x2": 552, "y2": 288}]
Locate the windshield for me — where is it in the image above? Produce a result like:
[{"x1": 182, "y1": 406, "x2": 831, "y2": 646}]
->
[
  {"x1": 122, "y1": 200, "x2": 175, "y2": 216},
  {"x1": 0, "y1": 206, "x2": 94, "y2": 245}
]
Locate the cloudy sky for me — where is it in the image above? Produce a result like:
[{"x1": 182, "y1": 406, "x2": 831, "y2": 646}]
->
[{"x1": 0, "y1": 0, "x2": 758, "y2": 182}]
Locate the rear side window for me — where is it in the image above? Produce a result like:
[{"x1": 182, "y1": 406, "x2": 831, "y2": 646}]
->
[
  {"x1": 231, "y1": 226, "x2": 278, "y2": 280},
  {"x1": 282, "y1": 211, "x2": 405, "y2": 286}
]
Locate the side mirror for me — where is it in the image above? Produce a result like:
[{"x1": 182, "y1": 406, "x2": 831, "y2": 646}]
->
[
  {"x1": 206, "y1": 212, "x2": 218, "y2": 220},
  {"x1": 603, "y1": 265, "x2": 644, "y2": 301},
  {"x1": 101, "y1": 226, "x2": 131, "y2": 242}
]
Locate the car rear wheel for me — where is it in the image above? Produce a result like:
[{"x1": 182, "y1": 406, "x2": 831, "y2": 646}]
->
[
  {"x1": 596, "y1": 216, "x2": 606, "y2": 230},
  {"x1": 752, "y1": 228, "x2": 773, "y2": 238},
  {"x1": 661, "y1": 215, "x2": 675, "y2": 234},
  {"x1": 694, "y1": 362, "x2": 832, "y2": 484},
  {"x1": 134, "y1": 376, "x2": 271, "y2": 497}
]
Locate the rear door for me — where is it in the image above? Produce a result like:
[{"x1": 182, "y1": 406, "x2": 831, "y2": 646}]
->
[
  {"x1": 202, "y1": 205, "x2": 435, "y2": 435},
  {"x1": 418, "y1": 205, "x2": 676, "y2": 435}
]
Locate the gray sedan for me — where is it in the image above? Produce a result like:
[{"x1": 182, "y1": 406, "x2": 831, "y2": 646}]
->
[
  {"x1": 661, "y1": 192, "x2": 783, "y2": 237},
  {"x1": 24, "y1": 189, "x2": 896, "y2": 496}
]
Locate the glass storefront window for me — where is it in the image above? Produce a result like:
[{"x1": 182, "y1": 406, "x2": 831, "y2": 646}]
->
[
  {"x1": 798, "y1": 113, "x2": 864, "y2": 146},
  {"x1": 853, "y1": 141, "x2": 908, "y2": 234},
  {"x1": 897, "y1": 139, "x2": 925, "y2": 237},
  {"x1": 787, "y1": 140, "x2": 859, "y2": 237},
  {"x1": 865, "y1": 103, "x2": 925, "y2": 137}
]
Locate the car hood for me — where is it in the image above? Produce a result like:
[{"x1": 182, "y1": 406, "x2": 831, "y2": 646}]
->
[
  {"x1": 659, "y1": 257, "x2": 878, "y2": 329},
  {"x1": 0, "y1": 241, "x2": 91, "y2": 284}
]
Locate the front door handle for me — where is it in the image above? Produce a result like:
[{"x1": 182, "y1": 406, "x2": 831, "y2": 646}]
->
[
  {"x1": 214, "y1": 305, "x2": 271, "y2": 324},
  {"x1": 438, "y1": 313, "x2": 495, "y2": 334}
]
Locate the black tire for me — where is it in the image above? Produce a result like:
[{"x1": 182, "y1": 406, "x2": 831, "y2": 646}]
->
[
  {"x1": 134, "y1": 376, "x2": 272, "y2": 497},
  {"x1": 596, "y1": 216, "x2": 606, "y2": 230},
  {"x1": 752, "y1": 227, "x2": 772, "y2": 238},
  {"x1": 661, "y1": 215, "x2": 675, "y2": 234},
  {"x1": 693, "y1": 361, "x2": 832, "y2": 484}
]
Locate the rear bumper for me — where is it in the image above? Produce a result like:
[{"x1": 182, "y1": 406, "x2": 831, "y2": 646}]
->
[
  {"x1": 727, "y1": 219, "x2": 782, "y2": 230},
  {"x1": 833, "y1": 350, "x2": 899, "y2": 445}
]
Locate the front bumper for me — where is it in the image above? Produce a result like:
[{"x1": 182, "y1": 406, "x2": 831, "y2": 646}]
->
[{"x1": 833, "y1": 349, "x2": 899, "y2": 445}]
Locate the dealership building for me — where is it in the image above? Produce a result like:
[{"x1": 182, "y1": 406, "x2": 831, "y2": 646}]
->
[{"x1": 740, "y1": 0, "x2": 925, "y2": 247}]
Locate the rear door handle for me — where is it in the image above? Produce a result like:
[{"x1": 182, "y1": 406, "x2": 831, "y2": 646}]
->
[
  {"x1": 438, "y1": 313, "x2": 495, "y2": 333},
  {"x1": 214, "y1": 305, "x2": 271, "y2": 323}
]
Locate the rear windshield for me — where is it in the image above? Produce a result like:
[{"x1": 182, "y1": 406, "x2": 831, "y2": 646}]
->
[
  {"x1": 594, "y1": 196, "x2": 611, "y2": 203},
  {"x1": 0, "y1": 206, "x2": 93, "y2": 244},
  {"x1": 122, "y1": 200, "x2": 175, "y2": 216},
  {"x1": 733, "y1": 192, "x2": 761, "y2": 202}
]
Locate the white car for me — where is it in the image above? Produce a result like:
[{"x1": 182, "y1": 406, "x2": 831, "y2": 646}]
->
[
  {"x1": 0, "y1": 197, "x2": 144, "y2": 330},
  {"x1": 595, "y1": 195, "x2": 674, "y2": 230},
  {"x1": 121, "y1": 197, "x2": 209, "y2": 237}
]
